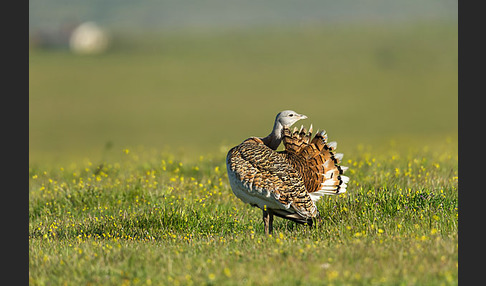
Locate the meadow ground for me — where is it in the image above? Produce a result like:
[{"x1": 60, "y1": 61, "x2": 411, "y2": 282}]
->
[
  {"x1": 29, "y1": 142, "x2": 458, "y2": 285},
  {"x1": 29, "y1": 22, "x2": 457, "y2": 285}
]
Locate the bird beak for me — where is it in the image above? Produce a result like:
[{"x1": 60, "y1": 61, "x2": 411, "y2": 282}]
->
[{"x1": 299, "y1": 114, "x2": 308, "y2": 120}]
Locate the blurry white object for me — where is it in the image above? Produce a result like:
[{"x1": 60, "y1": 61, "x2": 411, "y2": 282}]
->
[{"x1": 69, "y1": 22, "x2": 110, "y2": 55}]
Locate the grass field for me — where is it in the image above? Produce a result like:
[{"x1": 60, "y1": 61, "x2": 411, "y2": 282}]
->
[
  {"x1": 29, "y1": 22, "x2": 457, "y2": 285},
  {"x1": 29, "y1": 22, "x2": 457, "y2": 163}
]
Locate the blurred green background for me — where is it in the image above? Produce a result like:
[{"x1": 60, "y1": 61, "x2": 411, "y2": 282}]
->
[{"x1": 29, "y1": 1, "x2": 457, "y2": 164}]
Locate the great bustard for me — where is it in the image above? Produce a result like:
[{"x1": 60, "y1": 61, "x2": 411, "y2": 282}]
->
[{"x1": 226, "y1": 110, "x2": 349, "y2": 234}]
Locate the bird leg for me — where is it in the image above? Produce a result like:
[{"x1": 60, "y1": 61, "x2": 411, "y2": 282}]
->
[{"x1": 263, "y1": 209, "x2": 274, "y2": 235}]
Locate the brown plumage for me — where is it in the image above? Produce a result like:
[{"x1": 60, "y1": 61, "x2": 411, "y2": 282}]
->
[
  {"x1": 226, "y1": 110, "x2": 349, "y2": 234},
  {"x1": 281, "y1": 125, "x2": 348, "y2": 197}
]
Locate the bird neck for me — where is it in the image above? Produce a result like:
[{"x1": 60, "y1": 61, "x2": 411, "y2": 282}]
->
[{"x1": 261, "y1": 120, "x2": 283, "y2": 150}]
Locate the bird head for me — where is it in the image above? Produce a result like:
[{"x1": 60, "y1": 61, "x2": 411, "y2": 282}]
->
[{"x1": 276, "y1": 110, "x2": 307, "y2": 128}]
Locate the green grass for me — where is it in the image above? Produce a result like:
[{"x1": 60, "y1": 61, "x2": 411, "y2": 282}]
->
[
  {"x1": 29, "y1": 22, "x2": 457, "y2": 164},
  {"x1": 29, "y1": 22, "x2": 457, "y2": 285},
  {"x1": 29, "y1": 141, "x2": 457, "y2": 285}
]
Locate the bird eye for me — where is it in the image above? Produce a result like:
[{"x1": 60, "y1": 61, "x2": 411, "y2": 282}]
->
[{"x1": 289, "y1": 114, "x2": 294, "y2": 117}]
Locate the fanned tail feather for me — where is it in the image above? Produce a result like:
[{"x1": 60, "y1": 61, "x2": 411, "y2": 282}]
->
[
  {"x1": 282, "y1": 126, "x2": 349, "y2": 202},
  {"x1": 283, "y1": 125, "x2": 312, "y2": 153}
]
